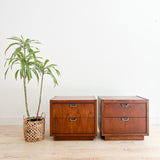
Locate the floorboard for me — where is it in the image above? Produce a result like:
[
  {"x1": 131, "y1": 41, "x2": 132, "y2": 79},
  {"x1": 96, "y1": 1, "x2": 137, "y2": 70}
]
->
[{"x1": 0, "y1": 125, "x2": 159, "y2": 160}]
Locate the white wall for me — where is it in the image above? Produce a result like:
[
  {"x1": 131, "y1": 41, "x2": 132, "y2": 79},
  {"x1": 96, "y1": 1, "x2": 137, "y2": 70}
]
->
[{"x1": 0, "y1": 0, "x2": 160, "y2": 125}]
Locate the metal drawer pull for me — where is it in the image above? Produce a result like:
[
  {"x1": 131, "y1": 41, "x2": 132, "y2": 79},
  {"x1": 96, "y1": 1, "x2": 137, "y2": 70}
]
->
[
  {"x1": 70, "y1": 118, "x2": 77, "y2": 121},
  {"x1": 70, "y1": 104, "x2": 77, "y2": 107},
  {"x1": 121, "y1": 103, "x2": 129, "y2": 107},
  {"x1": 121, "y1": 117, "x2": 129, "y2": 121}
]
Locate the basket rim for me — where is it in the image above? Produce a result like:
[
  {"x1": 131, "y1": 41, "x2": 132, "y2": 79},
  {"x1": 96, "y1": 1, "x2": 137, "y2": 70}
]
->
[{"x1": 23, "y1": 116, "x2": 45, "y2": 122}]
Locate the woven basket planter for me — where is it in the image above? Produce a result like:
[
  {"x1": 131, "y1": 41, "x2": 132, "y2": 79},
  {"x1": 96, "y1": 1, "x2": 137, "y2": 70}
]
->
[{"x1": 23, "y1": 113, "x2": 46, "y2": 142}]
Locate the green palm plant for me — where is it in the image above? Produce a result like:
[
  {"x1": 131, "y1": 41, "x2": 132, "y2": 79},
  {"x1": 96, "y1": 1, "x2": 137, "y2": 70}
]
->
[
  {"x1": 4, "y1": 36, "x2": 41, "y2": 119},
  {"x1": 35, "y1": 59, "x2": 60, "y2": 118}
]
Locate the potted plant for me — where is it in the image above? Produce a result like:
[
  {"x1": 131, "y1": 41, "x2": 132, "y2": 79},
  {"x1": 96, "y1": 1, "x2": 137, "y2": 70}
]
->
[{"x1": 4, "y1": 36, "x2": 60, "y2": 142}]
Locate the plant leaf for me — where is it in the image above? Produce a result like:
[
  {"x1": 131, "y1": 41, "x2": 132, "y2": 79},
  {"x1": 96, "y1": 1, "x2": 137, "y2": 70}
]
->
[
  {"x1": 20, "y1": 61, "x2": 25, "y2": 78},
  {"x1": 32, "y1": 69, "x2": 39, "y2": 83},
  {"x1": 15, "y1": 70, "x2": 19, "y2": 80},
  {"x1": 45, "y1": 64, "x2": 57, "y2": 69},
  {"x1": 5, "y1": 43, "x2": 19, "y2": 54},
  {"x1": 33, "y1": 41, "x2": 41, "y2": 44},
  {"x1": 44, "y1": 59, "x2": 49, "y2": 67},
  {"x1": 8, "y1": 57, "x2": 14, "y2": 65},
  {"x1": 21, "y1": 35, "x2": 24, "y2": 41},
  {"x1": 8, "y1": 36, "x2": 23, "y2": 43},
  {"x1": 31, "y1": 40, "x2": 41, "y2": 44},
  {"x1": 20, "y1": 69, "x2": 23, "y2": 79},
  {"x1": 26, "y1": 43, "x2": 33, "y2": 53},
  {"x1": 11, "y1": 59, "x2": 20, "y2": 69},
  {"x1": 47, "y1": 68, "x2": 58, "y2": 86},
  {"x1": 4, "y1": 58, "x2": 10, "y2": 67},
  {"x1": 10, "y1": 47, "x2": 22, "y2": 59},
  {"x1": 4, "y1": 67, "x2": 9, "y2": 79},
  {"x1": 54, "y1": 68, "x2": 60, "y2": 76},
  {"x1": 24, "y1": 38, "x2": 30, "y2": 46},
  {"x1": 26, "y1": 64, "x2": 32, "y2": 82}
]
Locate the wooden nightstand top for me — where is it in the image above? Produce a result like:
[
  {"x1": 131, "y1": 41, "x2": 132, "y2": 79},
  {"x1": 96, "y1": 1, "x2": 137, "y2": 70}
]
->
[
  {"x1": 51, "y1": 96, "x2": 96, "y2": 101},
  {"x1": 99, "y1": 96, "x2": 148, "y2": 103},
  {"x1": 99, "y1": 96, "x2": 146, "y2": 100}
]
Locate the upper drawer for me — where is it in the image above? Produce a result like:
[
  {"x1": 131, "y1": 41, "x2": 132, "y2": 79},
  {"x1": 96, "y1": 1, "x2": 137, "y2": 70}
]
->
[
  {"x1": 51, "y1": 103, "x2": 95, "y2": 118},
  {"x1": 102, "y1": 103, "x2": 146, "y2": 117}
]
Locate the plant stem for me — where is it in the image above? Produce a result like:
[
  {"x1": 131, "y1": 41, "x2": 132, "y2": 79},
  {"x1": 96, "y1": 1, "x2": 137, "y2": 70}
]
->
[
  {"x1": 22, "y1": 46, "x2": 30, "y2": 118},
  {"x1": 23, "y1": 76, "x2": 30, "y2": 118},
  {"x1": 37, "y1": 74, "x2": 44, "y2": 118}
]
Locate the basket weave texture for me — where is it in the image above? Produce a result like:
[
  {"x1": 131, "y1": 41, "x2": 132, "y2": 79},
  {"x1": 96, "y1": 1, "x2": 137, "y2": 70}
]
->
[{"x1": 23, "y1": 116, "x2": 45, "y2": 142}]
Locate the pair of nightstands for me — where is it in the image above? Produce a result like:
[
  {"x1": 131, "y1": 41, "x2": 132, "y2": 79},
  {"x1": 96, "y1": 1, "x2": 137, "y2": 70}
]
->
[{"x1": 50, "y1": 96, "x2": 149, "y2": 140}]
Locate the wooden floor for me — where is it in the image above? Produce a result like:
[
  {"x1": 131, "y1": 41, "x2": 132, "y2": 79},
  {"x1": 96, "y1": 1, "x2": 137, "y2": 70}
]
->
[{"x1": 0, "y1": 125, "x2": 160, "y2": 160}]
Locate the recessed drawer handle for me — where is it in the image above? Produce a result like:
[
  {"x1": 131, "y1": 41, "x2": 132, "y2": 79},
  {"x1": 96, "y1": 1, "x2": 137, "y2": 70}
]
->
[
  {"x1": 121, "y1": 103, "x2": 129, "y2": 107},
  {"x1": 70, "y1": 118, "x2": 77, "y2": 121},
  {"x1": 70, "y1": 104, "x2": 77, "y2": 107},
  {"x1": 121, "y1": 117, "x2": 129, "y2": 121}
]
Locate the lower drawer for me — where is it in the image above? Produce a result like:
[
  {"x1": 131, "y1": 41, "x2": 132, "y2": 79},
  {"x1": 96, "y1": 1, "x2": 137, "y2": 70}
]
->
[
  {"x1": 103, "y1": 118, "x2": 146, "y2": 134},
  {"x1": 52, "y1": 118, "x2": 95, "y2": 134}
]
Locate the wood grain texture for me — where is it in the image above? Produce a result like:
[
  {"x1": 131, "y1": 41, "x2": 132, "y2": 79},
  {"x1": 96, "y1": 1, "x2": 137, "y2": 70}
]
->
[
  {"x1": 105, "y1": 135, "x2": 144, "y2": 140},
  {"x1": 99, "y1": 96, "x2": 148, "y2": 103},
  {"x1": 0, "y1": 125, "x2": 159, "y2": 160},
  {"x1": 50, "y1": 96, "x2": 97, "y2": 104},
  {"x1": 99, "y1": 96, "x2": 149, "y2": 140},
  {"x1": 54, "y1": 136, "x2": 94, "y2": 141},
  {"x1": 50, "y1": 96, "x2": 97, "y2": 140},
  {"x1": 52, "y1": 118, "x2": 95, "y2": 134},
  {"x1": 103, "y1": 103, "x2": 146, "y2": 117},
  {"x1": 146, "y1": 99, "x2": 149, "y2": 135},
  {"x1": 103, "y1": 118, "x2": 146, "y2": 134},
  {"x1": 99, "y1": 96, "x2": 148, "y2": 100},
  {"x1": 51, "y1": 103, "x2": 94, "y2": 118},
  {"x1": 51, "y1": 96, "x2": 97, "y2": 100}
]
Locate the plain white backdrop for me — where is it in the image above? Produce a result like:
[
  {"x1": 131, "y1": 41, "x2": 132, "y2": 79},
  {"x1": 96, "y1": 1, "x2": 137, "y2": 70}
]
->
[{"x1": 0, "y1": 0, "x2": 160, "y2": 125}]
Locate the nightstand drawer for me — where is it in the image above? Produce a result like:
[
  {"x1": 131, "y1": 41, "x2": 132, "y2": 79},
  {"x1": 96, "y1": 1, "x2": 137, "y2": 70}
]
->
[
  {"x1": 51, "y1": 103, "x2": 94, "y2": 118},
  {"x1": 103, "y1": 118, "x2": 147, "y2": 134},
  {"x1": 52, "y1": 118, "x2": 95, "y2": 134},
  {"x1": 103, "y1": 103, "x2": 146, "y2": 117}
]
